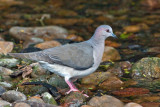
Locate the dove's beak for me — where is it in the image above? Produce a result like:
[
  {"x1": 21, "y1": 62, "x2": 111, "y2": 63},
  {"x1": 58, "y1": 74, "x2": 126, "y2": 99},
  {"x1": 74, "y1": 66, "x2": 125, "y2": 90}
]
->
[{"x1": 111, "y1": 33, "x2": 117, "y2": 38}]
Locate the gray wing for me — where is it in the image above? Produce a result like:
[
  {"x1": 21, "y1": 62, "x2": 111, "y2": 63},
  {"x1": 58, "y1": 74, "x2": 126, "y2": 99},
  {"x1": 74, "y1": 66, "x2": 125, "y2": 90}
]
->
[
  {"x1": 9, "y1": 42, "x2": 94, "y2": 70},
  {"x1": 42, "y1": 42, "x2": 94, "y2": 70}
]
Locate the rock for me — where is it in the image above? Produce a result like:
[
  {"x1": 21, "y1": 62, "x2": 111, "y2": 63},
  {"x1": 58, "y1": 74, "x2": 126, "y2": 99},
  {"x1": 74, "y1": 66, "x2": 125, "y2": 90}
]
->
[
  {"x1": 0, "y1": 41, "x2": 14, "y2": 55},
  {"x1": 147, "y1": 47, "x2": 160, "y2": 53},
  {"x1": 42, "y1": 92, "x2": 57, "y2": 105},
  {"x1": 9, "y1": 26, "x2": 68, "y2": 41},
  {"x1": 56, "y1": 9, "x2": 78, "y2": 17},
  {"x1": 1, "y1": 90, "x2": 26, "y2": 102},
  {"x1": 0, "y1": 82, "x2": 12, "y2": 88},
  {"x1": 66, "y1": 34, "x2": 84, "y2": 41},
  {"x1": 81, "y1": 105, "x2": 93, "y2": 107},
  {"x1": 81, "y1": 72, "x2": 113, "y2": 86},
  {"x1": 112, "y1": 88, "x2": 149, "y2": 97},
  {"x1": 48, "y1": 75, "x2": 68, "y2": 89},
  {"x1": 13, "y1": 101, "x2": 59, "y2": 107},
  {"x1": 98, "y1": 76, "x2": 124, "y2": 91},
  {"x1": 102, "y1": 46, "x2": 121, "y2": 62},
  {"x1": 61, "y1": 92, "x2": 86, "y2": 107},
  {"x1": 123, "y1": 23, "x2": 149, "y2": 33},
  {"x1": 28, "y1": 96, "x2": 44, "y2": 104},
  {"x1": 0, "y1": 100, "x2": 12, "y2": 106},
  {"x1": 0, "y1": 86, "x2": 6, "y2": 96},
  {"x1": 105, "y1": 40, "x2": 121, "y2": 48},
  {"x1": 141, "y1": 102, "x2": 160, "y2": 107},
  {"x1": 0, "y1": 58, "x2": 20, "y2": 68},
  {"x1": 141, "y1": 0, "x2": 160, "y2": 10},
  {"x1": 131, "y1": 57, "x2": 160, "y2": 80},
  {"x1": 14, "y1": 102, "x2": 31, "y2": 107},
  {"x1": 124, "y1": 102, "x2": 142, "y2": 107},
  {"x1": 0, "y1": 66, "x2": 14, "y2": 76},
  {"x1": 88, "y1": 95, "x2": 124, "y2": 107},
  {"x1": 35, "y1": 40, "x2": 61, "y2": 49}
]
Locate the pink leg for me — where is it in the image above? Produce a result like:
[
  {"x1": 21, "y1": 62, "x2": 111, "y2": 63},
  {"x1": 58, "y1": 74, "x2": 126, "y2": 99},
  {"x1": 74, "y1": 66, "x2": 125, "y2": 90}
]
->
[
  {"x1": 65, "y1": 78, "x2": 89, "y2": 97},
  {"x1": 65, "y1": 78, "x2": 79, "y2": 94}
]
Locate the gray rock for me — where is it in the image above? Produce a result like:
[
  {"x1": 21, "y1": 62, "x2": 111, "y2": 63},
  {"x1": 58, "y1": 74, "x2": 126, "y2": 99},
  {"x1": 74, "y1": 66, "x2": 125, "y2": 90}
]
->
[
  {"x1": 132, "y1": 57, "x2": 160, "y2": 80},
  {"x1": 88, "y1": 95, "x2": 124, "y2": 107},
  {"x1": 0, "y1": 86, "x2": 6, "y2": 96},
  {"x1": 9, "y1": 26, "x2": 68, "y2": 41},
  {"x1": 1, "y1": 90, "x2": 26, "y2": 102},
  {"x1": 42, "y1": 92, "x2": 57, "y2": 105},
  {"x1": 0, "y1": 100, "x2": 12, "y2": 106},
  {"x1": 0, "y1": 82, "x2": 12, "y2": 88},
  {"x1": 0, "y1": 58, "x2": 20, "y2": 68},
  {"x1": 0, "y1": 66, "x2": 14, "y2": 76},
  {"x1": 124, "y1": 102, "x2": 142, "y2": 107}
]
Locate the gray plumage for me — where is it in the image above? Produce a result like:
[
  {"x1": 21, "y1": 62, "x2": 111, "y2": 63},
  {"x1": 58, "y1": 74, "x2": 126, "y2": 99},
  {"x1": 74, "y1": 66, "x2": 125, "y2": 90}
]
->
[{"x1": 9, "y1": 42, "x2": 94, "y2": 70}]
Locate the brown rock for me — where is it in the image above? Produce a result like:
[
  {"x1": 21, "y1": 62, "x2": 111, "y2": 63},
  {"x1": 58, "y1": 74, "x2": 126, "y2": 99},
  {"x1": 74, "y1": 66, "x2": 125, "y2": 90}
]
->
[
  {"x1": 0, "y1": 41, "x2": 14, "y2": 55},
  {"x1": 35, "y1": 41, "x2": 61, "y2": 49},
  {"x1": 102, "y1": 46, "x2": 121, "y2": 61},
  {"x1": 81, "y1": 105, "x2": 93, "y2": 107},
  {"x1": 105, "y1": 40, "x2": 121, "y2": 48},
  {"x1": 66, "y1": 34, "x2": 84, "y2": 41},
  {"x1": 14, "y1": 102, "x2": 31, "y2": 107},
  {"x1": 88, "y1": 95, "x2": 124, "y2": 107},
  {"x1": 141, "y1": 102, "x2": 160, "y2": 107},
  {"x1": 147, "y1": 47, "x2": 160, "y2": 53},
  {"x1": 81, "y1": 72, "x2": 113, "y2": 86},
  {"x1": 99, "y1": 76, "x2": 124, "y2": 91},
  {"x1": 112, "y1": 88, "x2": 149, "y2": 97},
  {"x1": 141, "y1": 0, "x2": 160, "y2": 10},
  {"x1": 124, "y1": 102, "x2": 142, "y2": 107},
  {"x1": 28, "y1": 96, "x2": 44, "y2": 104}
]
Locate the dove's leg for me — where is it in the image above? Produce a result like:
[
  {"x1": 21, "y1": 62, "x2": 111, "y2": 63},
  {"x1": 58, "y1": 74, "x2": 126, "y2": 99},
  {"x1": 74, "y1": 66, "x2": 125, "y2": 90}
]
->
[{"x1": 65, "y1": 78, "x2": 79, "y2": 94}]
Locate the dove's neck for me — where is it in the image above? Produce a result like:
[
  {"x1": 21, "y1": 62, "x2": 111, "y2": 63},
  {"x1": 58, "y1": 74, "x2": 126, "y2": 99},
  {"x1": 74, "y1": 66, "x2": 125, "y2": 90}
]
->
[{"x1": 89, "y1": 33, "x2": 105, "y2": 47}]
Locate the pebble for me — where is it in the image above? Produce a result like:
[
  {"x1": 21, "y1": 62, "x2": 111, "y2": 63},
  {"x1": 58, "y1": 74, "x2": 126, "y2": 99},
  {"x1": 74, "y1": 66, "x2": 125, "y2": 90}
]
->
[
  {"x1": 124, "y1": 102, "x2": 143, "y2": 107},
  {"x1": 35, "y1": 40, "x2": 61, "y2": 49},
  {"x1": 0, "y1": 58, "x2": 20, "y2": 68},
  {"x1": 88, "y1": 95, "x2": 124, "y2": 107},
  {"x1": 1, "y1": 90, "x2": 26, "y2": 102},
  {"x1": 42, "y1": 92, "x2": 57, "y2": 105},
  {"x1": 0, "y1": 41, "x2": 14, "y2": 55},
  {"x1": 102, "y1": 46, "x2": 121, "y2": 62}
]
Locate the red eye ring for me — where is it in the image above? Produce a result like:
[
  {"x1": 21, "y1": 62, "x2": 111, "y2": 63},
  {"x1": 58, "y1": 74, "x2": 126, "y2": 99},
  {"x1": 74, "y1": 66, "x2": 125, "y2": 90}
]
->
[{"x1": 106, "y1": 29, "x2": 109, "y2": 32}]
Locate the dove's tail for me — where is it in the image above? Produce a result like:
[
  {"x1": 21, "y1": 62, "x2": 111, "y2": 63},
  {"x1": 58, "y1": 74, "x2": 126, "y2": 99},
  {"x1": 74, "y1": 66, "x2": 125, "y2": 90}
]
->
[{"x1": 8, "y1": 52, "x2": 42, "y2": 61}]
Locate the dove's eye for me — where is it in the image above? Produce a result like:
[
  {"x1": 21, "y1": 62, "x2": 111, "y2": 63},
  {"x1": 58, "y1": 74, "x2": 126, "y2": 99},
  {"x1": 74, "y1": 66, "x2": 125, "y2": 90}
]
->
[{"x1": 106, "y1": 29, "x2": 109, "y2": 32}]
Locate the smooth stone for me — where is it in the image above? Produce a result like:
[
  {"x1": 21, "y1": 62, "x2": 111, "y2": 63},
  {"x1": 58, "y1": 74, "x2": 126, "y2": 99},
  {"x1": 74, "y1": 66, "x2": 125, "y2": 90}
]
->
[
  {"x1": 14, "y1": 102, "x2": 31, "y2": 107},
  {"x1": 88, "y1": 95, "x2": 124, "y2": 107},
  {"x1": 28, "y1": 96, "x2": 44, "y2": 104},
  {"x1": 124, "y1": 102, "x2": 143, "y2": 107},
  {"x1": 1, "y1": 90, "x2": 26, "y2": 102},
  {"x1": 35, "y1": 40, "x2": 61, "y2": 49},
  {"x1": 9, "y1": 26, "x2": 68, "y2": 41},
  {"x1": 42, "y1": 92, "x2": 57, "y2": 105},
  {"x1": 0, "y1": 41, "x2": 14, "y2": 55},
  {"x1": 0, "y1": 82, "x2": 12, "y2": 88},
  {"x1": 131, "y1": 57, "x2": 160, "y2": 80},
  {"x1": 0, "y1": 58, "x2": 20, "y2": 68},
  {"x1": 102, "y1": 46, "x2": 121, "y2": 62},
  {"x1": 0, "y1": 86, "x2": 6, "y2": 96},
  {"x1": 0, "y1": 66, "x2": 14, "y2": 76},
  {"x1": 0, "y1": 100, "x2": 12, "y2": 106}
]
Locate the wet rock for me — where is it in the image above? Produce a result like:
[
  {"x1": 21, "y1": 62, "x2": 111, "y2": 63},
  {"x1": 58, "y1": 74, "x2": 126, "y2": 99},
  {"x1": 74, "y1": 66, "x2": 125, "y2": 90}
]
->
[
  {"x1": 112, "y1": 88, "x2": 149, "y2": 97},
  {"x1": 9, "y1": 26, "x2": 68, "y2": 41},
  {"x1": 61, "y1": 92, "x2": 86, "y2": 107},
  {"x1": 28, "y1": 96, "x2": 44, "y2": 104},
  {"x1": 131, "y1": 57, "x2": 160, "y2": 80},
  {"x1": 141, "y1": 102, "x2": 160, "y2": 107},
  {"x1": 0, "y1": 58, "x2": 20, "y2": 68},
  {"x1": 45, "y1": 18, "x2": 93, "y2": 26},
  {"x1": 35, "y1": 40, "x2": 61, "y2": 49},
  {"x1": 14, "y1": 102, "x2": 31, "y2": 107},
  {"x1": 141, "y1": 0, "x2": 160, "y2": 10},
  {"x1": 1, "y1": 90, "x2": 26, "y2": 102},
  {"x1": 88, "y1": 95, "x2": 124, "y2": 107},
  {"x1": 0, "y1": 100, "x2": 12, "y2": 106},
  {"x1": 0, "y1": 86, "x2": 6, "y2": 96},
  {"x1": 0, "y1": 41, "x2": 14, "y2": 55},
  {"x1": 48, "y1": 75, "x2": 68, "y2": 89},
  {"x1": 13, "y1": 101, "x2": 59, "y2": 107},
  {"x1": 102, "y1": 46, "x2": 121, "y2": 62},
  {"x1": 81, "y1": 72, "x2": 113, "y2": 86},
  {"x1": 123, "y1": 23, "x2": 149, "y2": 33},
  {"x1": 99, "y1": 76, "x2": 124, "y2": 91},
  {"x1": 0, "y1": 66, "x2": 14, "y2": 76},
  {"x1": 124, "y1": 102, "x2": 142, "y2": 107},
  {"x1": 0, "y1": 81, "x2": 12, "y2": 88},
  {"x1": 42, "y1": 92, "x2": 57, "y2": 105}
]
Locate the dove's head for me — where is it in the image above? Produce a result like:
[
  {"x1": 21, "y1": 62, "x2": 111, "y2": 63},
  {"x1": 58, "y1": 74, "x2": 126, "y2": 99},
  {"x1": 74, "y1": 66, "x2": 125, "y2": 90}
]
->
[{"x1": 94, "y1": 25, "x2": 117, "y2": 40}]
